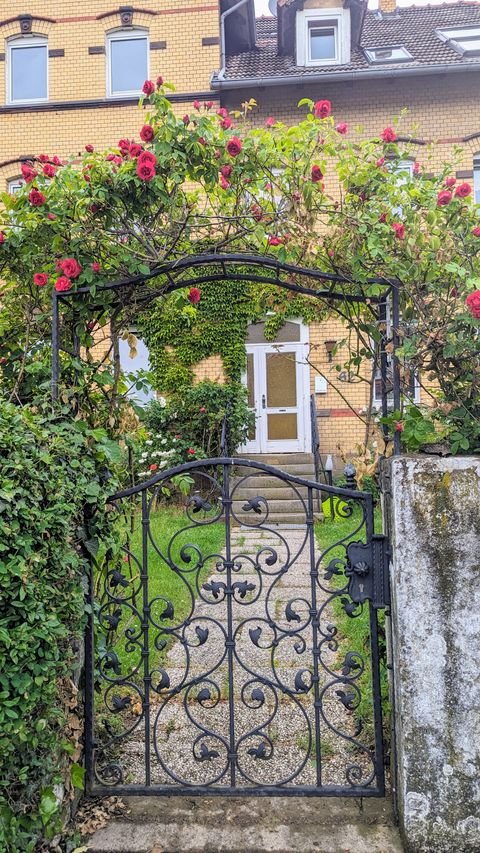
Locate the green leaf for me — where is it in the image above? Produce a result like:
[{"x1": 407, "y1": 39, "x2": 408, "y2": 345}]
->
[{"x1": 71, "y1": 762, "x2": 86, "y2": 791}]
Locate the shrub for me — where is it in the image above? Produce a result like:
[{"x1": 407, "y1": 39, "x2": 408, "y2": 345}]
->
[{"x1": 0, "y1": 400, "x2": 122, "y2": 852}]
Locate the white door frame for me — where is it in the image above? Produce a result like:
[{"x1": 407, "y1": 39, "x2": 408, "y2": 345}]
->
[{"x1": 241, "y1": 321, "x2": 310, "y2": 454}]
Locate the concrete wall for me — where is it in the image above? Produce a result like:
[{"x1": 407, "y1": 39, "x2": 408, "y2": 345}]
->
[{"x1": 386, "y1": 456, "x2": 480, "y2": 853}]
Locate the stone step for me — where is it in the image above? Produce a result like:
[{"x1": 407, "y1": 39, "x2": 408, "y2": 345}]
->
[
  {"x1": 233, "y1": 498, "x2": 306, "y2": 515},
  {"x1": 236, "y1": 453, "x2": 315, "y2": 466},
  {"x1": 233, "y1": 475, "x2": 317, "y2": 491},
  {"x1": 234, "y1": 486, "x2": 313, "y2": 502},
  {"x1": 87, "y1": 795, "x2": 403, "y2": 853}
]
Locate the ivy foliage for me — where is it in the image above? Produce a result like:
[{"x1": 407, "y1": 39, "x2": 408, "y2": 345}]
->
[{"x1": 0, "y1": 400, "x2": 123, "y2": 852}]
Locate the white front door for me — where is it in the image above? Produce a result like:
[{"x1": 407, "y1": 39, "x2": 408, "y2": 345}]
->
[{"x1": 242, "y1": 329, "x2": 310, "y2": 454}]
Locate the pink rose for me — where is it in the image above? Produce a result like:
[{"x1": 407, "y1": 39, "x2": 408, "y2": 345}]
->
[
  {"x1": 381, "y1": 127, "x2": 397, "y2": 143},
  {"x1": 55, "y1": 276, "x2": 72, "y2": 292},
  {"x1": 33, "y1": 273, "x2": 48, "y2": 287},
  {"x1": 265, "y1": 117, "x2": 275, "y2": 127},
  {"x1": 392, "y1": 222, "x2": 405, "y2": 240},
  {"x1": 336, "y1": 122, "x2": 348, "y2": 135},
  {"x1": 219, "y1": 175, "x2": 230, "y2": 190},
  {"x1": 455, "y1": 182, "x2": 472, "y2": 198},
  {"x1": 466, "y1": 290, "x2": 480, "y2": 319},
  {"x1": 268, "y1": 236, "x2": 283, "y2": 246},
  {"x1": 91, "y1": 262, "x2": 101, "y2": 273},
  {"x1": 376, "y1": 157, "x2": 385, "y2": 168},
  {"x1": 47, "y1": 213, "x2": 56, "y2": 221},
  {"x1": 472, "y1": 227, "x2": 480, "y2": 237},
  {"x1": 204, "y1": 100, "x2": 213, "y2": 109},
  {"x1": 313, "y1": 100, "x2": 331, "y2": 119},
  {"x1": 60, "y1": 258, "x2": 82, "y2": 279},
  {"x1": 444, "y1": 177, "x2": 456, "y2": 188},
  {"x1": 193, "y1": 100, "x2": 201, "y2": 110}
]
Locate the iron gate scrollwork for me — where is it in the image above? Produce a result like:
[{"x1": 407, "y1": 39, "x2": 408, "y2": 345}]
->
[{"x1": 85, "y1": 458, "x2": 388, "y2": 797}]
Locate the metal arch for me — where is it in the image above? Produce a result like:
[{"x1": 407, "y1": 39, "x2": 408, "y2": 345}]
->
[{"x1": 85, "y1": 457, "x2": 389, "y2": 799}]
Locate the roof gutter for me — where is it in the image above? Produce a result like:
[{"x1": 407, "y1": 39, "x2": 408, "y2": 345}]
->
[
  {"x1": 217, "y1": 0, "x2": 253, "y2": 83},
  {"x1": 211, "y1": 60, "x2": 480, "y2": 90}
]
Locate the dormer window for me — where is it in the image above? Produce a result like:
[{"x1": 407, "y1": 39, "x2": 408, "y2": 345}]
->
[
  {"x1": 437, "y1": 27, "x2": 480, "y2": 56},
  {"x1": 365, "y1": 46, "x2": 413, "y2": 64},
  {"x1": 296, "y1": 9, "x2": 350, "y2": 67}
]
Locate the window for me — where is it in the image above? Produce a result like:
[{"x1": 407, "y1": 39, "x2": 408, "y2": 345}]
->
[
  {"x1": 7, "y1": 36, "x2": 48, "y2": 104},
  {"x1": 474, "y1": 154, "x2": 480, "y2": 205},
  {"x1": 437, "y1": 27, "x2": 480, "y2": 56},
  {"x1": 365, "y1": 46, "x2": 413, "y2": 64},
  {"x1": 296, "y1": 9, "x2": 350, "y2": 67},
  {"x1": 7, "y1": 177, "x2": 25, "y2": 194},
  {"x1": 107, "y1": 30, "x2": 148, "y2": 98}
]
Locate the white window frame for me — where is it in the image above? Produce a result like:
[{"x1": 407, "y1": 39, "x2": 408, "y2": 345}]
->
[
  {"x1": 7, "y1": 35, "x2": 48, "y2": 105},
  {"x1": 364, "y1": 45, "x2": 413, "y2": 64},
  {"x1": 7, "y1": 177, "x2": 25, "y2": 194},
  {"x1": 436, "y1": 27, "x2": 480, "y2": 56},
  {"x1": 106, "y1": 28, "x2": 149, "y2": 99},
  {"x1": 296, "y1": 9, "x2": 350, "y2": 68},
  {"x1": 474, "y1": 154, "x2": 480, "y2": 205}
]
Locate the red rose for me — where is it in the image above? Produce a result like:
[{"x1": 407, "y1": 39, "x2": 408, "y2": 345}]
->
[
  {"x1": 21, "y1": 163, "x2": 37, "y2": 183},
  {"x1": 47, "y1": 213, "x2": 56, "y2": 221},
  {"x1": 455, "y1": 182, "x2": 472, "y2": 198},
  {"x1": 198, "y1": 137, "x2": 206, "y2": 146},
  {"x1": 0, "y1": 233, "x2": 5, "y2": 244},
  {"x1": 85, "y1": 144, "x2": 94, "y2": 153},
  {"x1": 472, "y1": 227, "x2": 480, "y2": 237},
  {"x1": 33, "y1": 273, "x2": 48, "y2": 287},
  {"x1": 91, "y1": 262, "x2": 101, "y2": 273},
  {"x1": 219, "y1": 175, "x2": 230, "y2": 190},
  {"x1": 199, "y1": 407, "x2": 206, "y2": 413},
  {"x1": 140, "y1": 124, "x2": 155, "y2": 143},
  {"x1": 220, "y1": 116, "x2": 232, "y2": 130},
  {"x1": 265, "y1": 116, "x2": 275, "y2": 127},
  {"x1": 413, "y1": 162, "x2": 420, "y2": 175},
  {"x1": 381, "y1": 127, "x2": 397, "y2": 143},
  {"x1": 394, "y1": 422, "x2": 404, "y2": 432},
  {"x1": 392, "y1": 222, "x2": 405, "y2": 240},
  {"x1": 376, "y1": 157, "x2": 385, "y2": 167},
  {"x1": 336, "y1": 122, "x2": 348, "y2": 134},
  {"x1": 268, "y1": 236, "x2": 283, "y2": 246},
  {"x1": 221, "y1": 165, "x2": 232, "y2": 178},
  {"x1": 205, "y1": 100, "x2": 213, "y2": 109},
  {"x1": 28, "y1": 189, "x2": 46, "y2": 206},
  {"x1": 137, "y1": 161, "x2": 156, "y2": 181},
  {"x1": 43, "y1": 164, "x2": 56, "y2": 178},
  {"x1": 38, "y1": 154, "x2": 49, "y2": 163},
  {"x1": 90, "y1": 204, "x2": 98, "y2": 214},
  {"x1": 251, "y1": 204, "x2": 263, "y2": 222},
  {"x1": 217, "y1": 108, "x2": 228, "y2": 118},
  {"x1": 52, "y1": 156, "x2": 62, "y2": 166},
  {"x1": 156, "y1": 75, "x2": 164, "y2": 88},
  {"x1": 444, "y1": 176, "x2": 456, "y2": 188},
  {"x1": 175, "y1": 433, "x2": 182, "y2": 439},
  {"x1": 313, "y1": 100, "x2": 331, "y2": 119},
  {"x1": 149, "y1": 463, "x2": 158, "y2": 471},
  {"x1": 55, "y1": 276, "x2": 72, "y2": 292},
  {"x1": 187, "y1": 287, "x2": 201, "y2": 304},
  {"x1": 129, "y1": 142, "x2": 143, "y2": 157},
  {"x1": 466, "y1": 290, "x2": 480, "y2": 319},
  {"x1": 437, "y1": 190, "x2": 452, "y2": 207},
  {"x1": 83, "y1": 174, "x2": 91, "y2": 182},
  {"x1": 193, "y1": 100, "x2": 201, "y2": 110},
  {"x1": 118, "y1": 138, "x2": 130, "y2": 153},
  {"x1": 311, "y1": 164, "x2": 323, "y2": 183},
  {"x1": 60, "y1": 258, "x2": 82, "y2": 279},
  {"x1": 183, "y1": 115, "x2": 190, "y2": 125},
  {"x1": 142, "y1": 80, "x2": 155, "y2": 96},
  {"x1": 86, "y1": 321, "x2": 96, "y2": 331},
  {"x1": 378, "y1": 212, "x2": 387, "y2": 223},
  {"x1": 226, "y1": 136, "x2": 242, "y2": 157},
  {"x1": 187, "y1": 448, "x2": 196, "y2": 455},
  {"x1": 138, "y1": 150, "x2": 157, "y2": 166}
]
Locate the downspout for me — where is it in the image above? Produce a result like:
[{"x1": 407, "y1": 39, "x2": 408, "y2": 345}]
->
[{"x1": 217, "y1": 0, "x2": 252, "y2": 82}]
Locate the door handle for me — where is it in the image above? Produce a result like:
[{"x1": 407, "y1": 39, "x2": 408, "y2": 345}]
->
[{"x1": 262, "y1": 394, "x2": 266, "y2": 409}]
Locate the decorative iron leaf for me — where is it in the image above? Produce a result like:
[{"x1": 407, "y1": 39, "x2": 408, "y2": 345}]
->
[
  {"x1": 233, "y1": 580, "x2": 256, "y2": 599},
  {"x1": 247, "y1": 742, "x2": 268, "y2": 759},
  {"x1": 103, "y1": 651, "x2": 121, "y2": 675},
  {"x1": 341, "y1": 651, "x2": 362, "y2": 677},
  {"x1": 179, "y1": 545, "x2": 192, "y2": 563},
  {"x1": 324, "y1": 559, "x2": 344, "y2": 581},
  {"x1": 155, "y1": 638, "x2": 167, "y2": 652},
  {"x1": 336, "y1": 689, "x2": 356, "y2": 710},
  {"x1": 251, "y1": 688, "x2": 265, "y2": 705},
  {"x1": 197, "y1": 687, "x2": 211, "y2": 703},
  {"x1": 285, "y1": 600, "x2": 301, "y2": 623},
  {"x1": 190, "y1": 494, "x2": 212, "y2": 513},
  {"x1": 203, "y1": 580, "x2": 225, "y2": 599},
  {"x1": 249, "y1": 626, "x2": 262, "y2": 647},
  {"x1": 153, "y1": 669, "x2": 170, "y2": 692},
  {"x1": 294, "y1": 669, "x2": 311, "y2": 693},
  {"x1": 341, "y1": 597, "x2": 358, "y2": 617},
  {"x1": 242, "y1": 497, "x2": 265, "y2": 514},
  {"x1": 294, "y1": 638, "x2": 306, "y2": 654},
  {"x1": 195, "y1": 625, "x2": 209, "y2": 645},
  {"x1": 104, "y1": 608, "x2": 122, "y2": 630},
  {"x1": 110, "y1": 570, "x2": 129, "y2": 589},
  {"x1": 197, "y1": 742, "x2": 219, "y2": 762},
  {"x1": 160, "y1": 600, "x2": 174, "y2": 621},
  {"x1": 111, "y1": 694, "x2": 131, "y2": 713},
  {"x1": 264, "y1": 549, "x2": 278, "y2": 566}
]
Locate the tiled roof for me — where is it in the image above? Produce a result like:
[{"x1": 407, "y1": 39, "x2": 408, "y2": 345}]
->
[{"x1": 219, "y1": 3, "x2": 480, "y2": 82}]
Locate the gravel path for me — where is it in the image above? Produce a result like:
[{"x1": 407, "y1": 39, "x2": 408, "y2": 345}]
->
[{"x1": 97, "y1": 525, "x2": 379, "y2": 793}]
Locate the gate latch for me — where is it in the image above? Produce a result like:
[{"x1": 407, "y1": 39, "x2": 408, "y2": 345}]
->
[{"x1": 346, "y1": 535, "x2": 391, "y2": 610}]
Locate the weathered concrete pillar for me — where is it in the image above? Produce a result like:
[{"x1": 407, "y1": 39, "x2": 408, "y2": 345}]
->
[{"x1": 385, "y1": 456, "x2": 480, "y2": 853}]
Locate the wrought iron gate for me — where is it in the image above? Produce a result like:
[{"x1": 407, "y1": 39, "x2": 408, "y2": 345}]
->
[{"x1": 85, "y1": 458, "x2": 389, "y2": 797}]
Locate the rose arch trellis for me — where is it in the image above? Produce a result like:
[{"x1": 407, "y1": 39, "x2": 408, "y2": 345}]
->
[{"x1": 51, "y1": 251, "x2": 402, "y2": 455}]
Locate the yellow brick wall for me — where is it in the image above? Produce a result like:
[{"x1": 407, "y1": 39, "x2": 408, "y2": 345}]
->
[{"x1": 0, "y1": 1, "x2": 220, "y2": 184}]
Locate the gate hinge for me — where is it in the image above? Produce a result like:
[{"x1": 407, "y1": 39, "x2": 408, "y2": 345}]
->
[{"x1": 346, "y1": 534, "x2": 391, "y2": 610}]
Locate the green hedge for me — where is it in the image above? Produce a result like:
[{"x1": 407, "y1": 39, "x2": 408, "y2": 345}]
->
[{"x1": 0, "y1": 401, "x2": 121, "y2": 852}]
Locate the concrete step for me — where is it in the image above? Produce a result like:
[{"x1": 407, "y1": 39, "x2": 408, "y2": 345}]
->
[
  {"x1": 233, "y1": 498, "x2": 306, "y2": 515},
  {"x1": 86, "y1": 795, "x2": 403, "y2": 853},
  {"x1": 233, "y1": 475, "x2": 317, "y2": 491},
  {"x1": 234, "y1": 465, "x2": 316, "y2": 480},
  {"x1": 237, "y1": 453, "x2": 315, "y2": 466},
  {"x1": 234, "y1": 486, "x2": 312, "y2": 501}
]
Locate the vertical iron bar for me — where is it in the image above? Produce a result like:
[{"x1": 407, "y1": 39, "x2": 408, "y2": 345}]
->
[
  {"x1": 51, "y1": 291, "x2": 60, "y2": 401},
  {"x1": 327, "y1": 469, "x2": 334, "y2": 521},
  {"x1": 141, "y1": 491, "x2": 151, "y2": 786},
  {"x1": 223, "y1": 462, "x2": 236, "y2": 787},
  {"x1": 391, "y1": 282, "x2": 402, "y2": 456},
  {"x1": 307, "y1": 487, "x2": 322, "y2": 787},
  {"x1": 366, "y1": 493, "x2": 385, "y2": 795},
  {"x1": 84, "y1": 544, "x2": 95, "y2": 794},
  {"x1": 379, "y1": 297, "x2": 389, "y2": 441}
]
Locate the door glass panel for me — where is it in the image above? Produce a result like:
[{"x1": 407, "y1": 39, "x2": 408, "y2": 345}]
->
[
  {"x1": 247, "y1": 321, "x2": 301, "y2": 344},
  {"x1": 266, "y1": 352, "x2": 297, "y2": 408},
  {"x1": 267, "y1": 413, "x2": 298, "y2": 440},
  {"x1": 246, "y1": 353, "x2": 256, "y2": 440}
]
